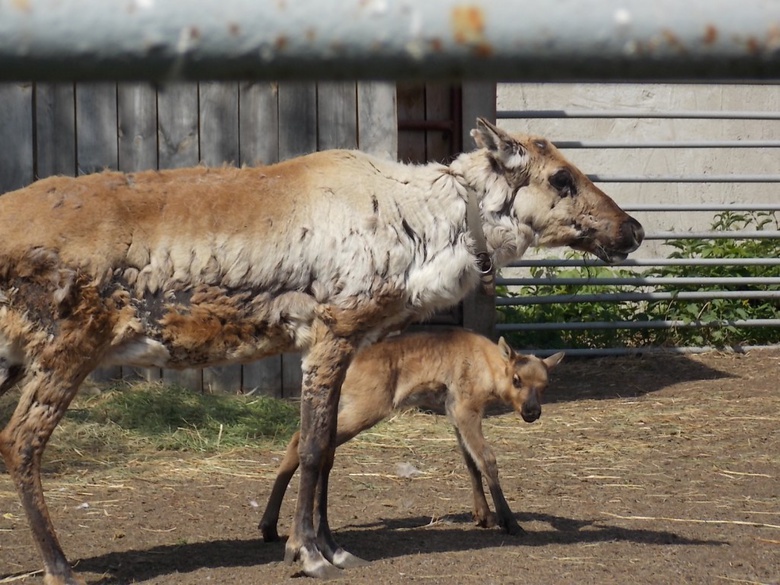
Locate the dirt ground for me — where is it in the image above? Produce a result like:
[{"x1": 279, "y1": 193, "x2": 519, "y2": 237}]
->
[{"x1": 2, "y1": 349, "x2": 779, "y2": 585}]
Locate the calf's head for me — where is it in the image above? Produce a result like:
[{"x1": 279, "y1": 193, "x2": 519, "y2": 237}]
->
[
  {"x1": 498, "y1": 337, "x2": 563, "y2": 423},
  {"x1": 471, "y1": 118, "x2": 644, "y2": 264}
]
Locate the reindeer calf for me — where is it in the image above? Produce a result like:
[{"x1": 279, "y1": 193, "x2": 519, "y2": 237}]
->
[{"x1": 260, "y1": 329, "x2": 563, "y2": 540}]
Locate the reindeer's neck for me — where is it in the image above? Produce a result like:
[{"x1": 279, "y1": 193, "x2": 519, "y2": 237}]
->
[{"x1": 449, "y1": 151, "x2": 536, "y2": 269}]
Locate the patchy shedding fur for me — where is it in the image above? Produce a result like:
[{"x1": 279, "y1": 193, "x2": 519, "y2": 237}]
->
[
  {"x1": 0, "y1": 119, "x2": 643, "y2": 584},
  {"x1": 259, "y1": 329, "x2": 564, "y2": 541}
]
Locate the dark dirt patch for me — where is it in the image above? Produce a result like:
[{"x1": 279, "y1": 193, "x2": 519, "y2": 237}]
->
[{"x1": 2, "y1": 349, "x2": 779, "y2": 584}]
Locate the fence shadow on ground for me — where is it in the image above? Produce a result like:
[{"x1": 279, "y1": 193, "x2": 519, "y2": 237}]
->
[{"x1": 542, "y1": 353, "x2": 738, "y2": 404}]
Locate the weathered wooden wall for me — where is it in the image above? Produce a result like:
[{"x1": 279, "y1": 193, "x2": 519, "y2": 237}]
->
[{"x1": 0, "y1": 81, "x2": 397, "y2": 397}]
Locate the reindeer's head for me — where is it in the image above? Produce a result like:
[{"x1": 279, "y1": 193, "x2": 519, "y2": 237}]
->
[
  {"x1": 470, "y1": 118, "x2": 644, "y2": 265},
  {"x1": 497, "y1": 337, "x2": 563, "y2": 423}
]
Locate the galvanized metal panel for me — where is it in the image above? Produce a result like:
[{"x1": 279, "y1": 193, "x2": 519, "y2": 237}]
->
[{"x1": 1, "y1": 0, "x2": 779, "y2": 81}]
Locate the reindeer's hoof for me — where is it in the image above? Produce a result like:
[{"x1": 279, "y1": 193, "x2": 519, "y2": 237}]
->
[
  {"x1": 259, "y1": 520, "x2": 280, "y2": 542},
  {"x1": 285, "y1": 543, "x2": 343, "y2": 580},
  {"x1": 330, "y1": 548, "x2": 369, "y2": 569}
]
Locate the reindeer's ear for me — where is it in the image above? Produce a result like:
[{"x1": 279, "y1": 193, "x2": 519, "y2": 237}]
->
[
  {"x1": 498, "y1": 336, "x2": 514, "y2": 360},
  {"x1": 543, "y1": 352, "x2": 565, "y2": 370},
  {"x1": 471, "y1": 117, "x2": 529, "y2": 171}
]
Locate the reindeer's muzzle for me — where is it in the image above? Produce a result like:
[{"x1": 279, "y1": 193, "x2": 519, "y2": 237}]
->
[
  {"x1": 520, "y1": 398, "x2": 541, "y2": 423},
  {"x1": 594, "y1": 216, "x2": 645, "y2": 264}
]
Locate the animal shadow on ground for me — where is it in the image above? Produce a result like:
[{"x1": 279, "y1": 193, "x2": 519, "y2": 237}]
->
[
  {"x1": 61, "y1": 511, "x2": 722, "y2": 584},
  {"x1": 542, "y1": 353, "x2": 737, "y2": 404}
]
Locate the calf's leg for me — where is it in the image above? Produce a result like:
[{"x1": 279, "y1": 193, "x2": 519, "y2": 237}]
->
[
  {"x1": 452, "y1": 408, "x2": 524, "y2": 535},
  {"x1": 454, "y1": 428, "x2": 497, "y2": 529}
]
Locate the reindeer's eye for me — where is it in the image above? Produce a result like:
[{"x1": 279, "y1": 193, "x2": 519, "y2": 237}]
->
[
  {"x1": 550, "y1": 169, "x2": 577, "y2": 197},
  {"x1": 513, "y1": 374, "x2": 522, "y2": 388}
]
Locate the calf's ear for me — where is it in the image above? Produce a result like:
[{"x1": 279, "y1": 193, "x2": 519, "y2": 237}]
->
[
  {"x1": 498, "y1": 336, "x2": 514, "y2": 361},
  {"x1": 543, "y1": 352, "x2": 565, "y2": 370},
  {"x1": 471, "y1": 117, "x2": 528, "y2": 171}
]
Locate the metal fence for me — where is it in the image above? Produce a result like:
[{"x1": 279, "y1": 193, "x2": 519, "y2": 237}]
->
[{"x1": 495, "y1": 102, "x2": 780, "y2": 356}]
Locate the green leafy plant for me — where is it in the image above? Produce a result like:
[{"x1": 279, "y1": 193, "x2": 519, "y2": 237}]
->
[{"x1": 498, "y1": 211, "x2": 779, "y2": 350}]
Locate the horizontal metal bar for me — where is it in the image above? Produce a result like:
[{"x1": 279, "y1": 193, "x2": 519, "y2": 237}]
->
[
  {"x1": 508, "y1": 258, "x2": 780, "y2": 268},
  {"x1": 508, "y1": 344, "x2": 780, "y2": 358},
  {"x1": 496, "y1": 290, "x2": 780, "y2": 306},
  {"x1": 498, "y1": 276, "x2": 780, "y2": 286},
  {"x1": 500, "y1": 110, "x2": 780, "y2": 120},
  {"x1": 2, "y1": 1, "x2": 780, "y2": 81},
  {"x1": 555, "y1": 140, "x2": 780, "y2": 149},
  {"x1": 590, "y1": 175, "x2": 780, "y2": 183},
  {"x1": 622, "y1": 204, "x2": 780, "y2": 212},
  {"x1": 644, "y1": 231, "x2": 780, "y2": 240},
  {"x1": 497, "y1": 318, "x2": 780, "y2": 332}
]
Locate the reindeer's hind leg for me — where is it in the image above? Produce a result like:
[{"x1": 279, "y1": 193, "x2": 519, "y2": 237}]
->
[
  {"x1": 284, "y1": 330, "x2": 357, "y2": 579},
  {"x1": 313, "y1": 440, "x2": 368, "y2": 569}
]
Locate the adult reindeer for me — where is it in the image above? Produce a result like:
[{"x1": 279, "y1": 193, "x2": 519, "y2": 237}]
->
[{"x1": 0, "y1": 118, "x2": 643, "y2": 583}]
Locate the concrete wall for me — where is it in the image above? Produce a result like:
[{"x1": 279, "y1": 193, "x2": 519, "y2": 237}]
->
[{"x1": 496, "y1": 83, "x2": 780, "y2": 260}]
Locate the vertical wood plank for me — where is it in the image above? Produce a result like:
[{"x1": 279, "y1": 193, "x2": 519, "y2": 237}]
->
[
  {"x1": 397, "y1": 82, "x2": 426, "y2": 163},
  {"x1": 157, "y1": 82, "x2": 200, "y2": 169},
  {"x1": 278, "y1": 82, "x2": 317, "y2": 160},
  {"x1": 199, "y1": 82, "x2": 240, "y2": 166},
  {"x1": 75, "y1": 83, "x2": 123, "y2": 383},
  {"x1": 357, "y1": 82, "x2": 397, "y2": 160},
  {"x1": 75, "y1": 83, "x2": 118, "y2": 175},
  {"x1": 239, "y1": 81, "x2": 279, "y2": 167},
  {"x1": 118, "y1": 82, "x2": 161, "y2": 382},
  {"x1": 425, "y1": 83, "x2": 455, "y2": 164},
  {"x1": 317, "y1": 82, "x2": 357, "y2": 150},
  {"x1": 0, "y1": 83, "x2": 34, "y2": 193},
  {"x1": 239, "y1": 81, "x2": 283, "y2": 397},
  {"x1": 118, "y1": 83, "x2": 158, "y2": 173},
  {"x1": 157, "y1": 82, "x2": 203, "y2": 392},
  {"x1": 35, "y1": 83, "x2": 76, "y2": 179},
  {"x1": 278, "y1": 81, "x2": 317, "y2": 397},
  {"x1": 199, "y1": 82, "x2": 243, "y2": 394}
]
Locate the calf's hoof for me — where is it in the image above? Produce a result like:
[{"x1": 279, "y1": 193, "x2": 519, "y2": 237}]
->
[
  {"x1": 474, "y1": 511, "x2": 499, "y2": 529},
  {"x1": 502, "y1": 520, "x2": 526, "y2": 536},
  {"x1": 259, "y1": 520, "x2": 280, "y2": 542}
]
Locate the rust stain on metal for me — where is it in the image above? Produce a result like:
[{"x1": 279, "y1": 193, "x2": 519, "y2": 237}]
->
[
  {"x1": 703, "y1": 25, "x2": 718, "y2": 46},
  {"x1": 451, "y1": 5, "x2": 492, "y2": 57},
  {"x1": 746, "y1": 36, "x2": 761, "y2": 55},
  {"x1": 661, "y1": 29, "x2": 686, "y2": 53},
  {"x1": 429, "y1": 38, "x2": 443, "y2": 52},
  {"x1": 452, "y1": 5, "x2": 485, "y2": 45},
  {"x1": 305, "y1": 28, "x2": 316, "y2": 43},
  {"x1": 228, "y1": 23, "x2": 241, "y2": 37},
  {"x1": 275, "y1": 35, "x2": 288, "y2": 50},
  {"x1": 11, "y1": 0, "x2": 31, "y2": 12}
]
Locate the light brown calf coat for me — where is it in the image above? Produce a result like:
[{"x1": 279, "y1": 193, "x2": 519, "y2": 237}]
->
[
  {"x1": 0, "y1": 119, "x2": 643, "y2": 583},
  {"x1": 260, "y1": 329, "x2": 564, "y2": 541}
]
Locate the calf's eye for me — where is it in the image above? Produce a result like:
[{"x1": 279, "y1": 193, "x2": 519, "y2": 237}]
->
[{"x1": 513, "y1": 374, "x2": 522, "y2": 388}]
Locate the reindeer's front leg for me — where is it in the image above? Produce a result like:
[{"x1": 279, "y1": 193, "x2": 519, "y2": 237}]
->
[
  {"x1": 452, "y1": 407, "x2": 524, "y2": 536},
  {"x1": 284, "y1": 329, "x2": 356, "y2": 579}
]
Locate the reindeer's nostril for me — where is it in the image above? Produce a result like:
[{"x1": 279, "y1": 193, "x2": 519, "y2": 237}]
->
[{"x1": 622, "y1": 217, "x2": 644, "y2": 250}]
